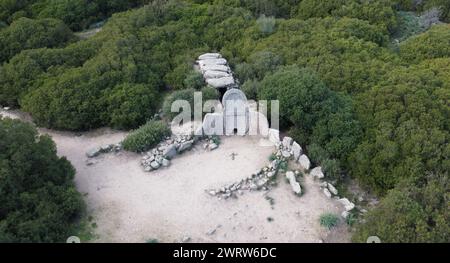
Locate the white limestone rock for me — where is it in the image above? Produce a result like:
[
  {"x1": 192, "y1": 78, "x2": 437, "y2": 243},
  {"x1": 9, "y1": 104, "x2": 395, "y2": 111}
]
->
[
  {"x1": 206, "y1": 76, "x2": 235, "y2": 88},
  {"x1": 198, "y1": 58, "x2": 228, "y2": 67},
  {"x1": 198, "y1": 53, "x2": 222, "y2": 60},
  {"x1": 204, "y1": 70, "x2": 231, "y2": 79},
  {"x1": 310, "y1": 167, "x2": 324, "y2": 179},
  {"x1": 268, "y1": 129, "x2": 280, "y2": 145},
  {"x1": 282, "y1": 136, "x2": 293, "y2": 149},
  {"x1": 323, "y1": 188, "x2": 332, "y2": 198},
  {"x1": 298, "y1": 154, "x2": 311, "y2": 170},
  {"x1": 286, "y1": 171, "x2": 302, "y2": 195},
  {"x1": 86, "y1": 147, "x2": 102, "y2": 158},
  {"x1": 338, "y1": 198, "x2": 355, "y2": 211},
  {"x1": 292, "y1": 141, "x2": 302, "y2": 161},
  {"x1": 327, "y1": 183, "x2": 338, "y2": 195},
  {"x1": 150, "y1": 161, "x2": 160, "y2": 169},
  {"x1": 341, "y1": 211, "x2": 349, "y2": 219},
  {"x1": 200, "y1": 64, "x2": 230, "y2": 73}
]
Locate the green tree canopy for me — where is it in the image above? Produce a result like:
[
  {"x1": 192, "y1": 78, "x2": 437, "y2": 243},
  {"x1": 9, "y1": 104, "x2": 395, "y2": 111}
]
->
[{"x1": 0, "y1": 117, "x2": 84, "y2": 242}]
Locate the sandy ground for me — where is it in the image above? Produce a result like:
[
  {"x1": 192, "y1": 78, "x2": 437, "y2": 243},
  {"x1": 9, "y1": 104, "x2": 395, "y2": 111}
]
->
[{"x1": 1, "y1": 110, "x2": 350, "y2": 243}]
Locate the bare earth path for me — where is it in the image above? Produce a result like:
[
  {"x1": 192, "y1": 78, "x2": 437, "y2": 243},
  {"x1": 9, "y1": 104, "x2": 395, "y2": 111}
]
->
[{"x1": 1, "y1": 110, "x2": 350, "y2": 243}]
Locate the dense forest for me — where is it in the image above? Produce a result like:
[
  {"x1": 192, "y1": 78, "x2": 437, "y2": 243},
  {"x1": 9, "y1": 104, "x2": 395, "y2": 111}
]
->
[{"x1": 0, "y1": 0, "x2": 448, "y2": 242}]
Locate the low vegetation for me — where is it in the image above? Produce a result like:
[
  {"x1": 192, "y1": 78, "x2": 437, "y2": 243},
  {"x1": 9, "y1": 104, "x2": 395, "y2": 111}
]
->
[
  {"x1": 122, "y1": 120, "x2": 171, "y2": 153},
  {"x1": 319, "y1": 213, "x2": 340, "y2": 230}
]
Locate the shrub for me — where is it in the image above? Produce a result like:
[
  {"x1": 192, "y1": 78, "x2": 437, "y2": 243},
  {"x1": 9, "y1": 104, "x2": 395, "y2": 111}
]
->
[
  {"x1": 319, "y1": 213, "x2": 340, "y2": 230},
  {"x1": 0, "y1": 117, "x2": 84, "y2": 242},
  {"x1": 122, "y1": 120, "x2": 171, "y2": 153},
  {"x1": 107, "y1": 83, "x2": 160, "y2": 130},
  {"x1": 307, "y1": 143, "x2": 330, "y2": 164},
  {"x1": 321, "y1": 158, "x2": 342, "y2": 181},
  {"x1": 0, "y1": 17, "x2": 75, "y2": 63},
  {"x1": 241, "y1": 79, "x2": 259, "y2": 100},
  {"x1": 183, "y1": 70, "x2": 205, "y2": 90}
]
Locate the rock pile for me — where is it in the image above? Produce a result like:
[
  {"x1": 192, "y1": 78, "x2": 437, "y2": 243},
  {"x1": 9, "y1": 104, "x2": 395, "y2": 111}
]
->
[
  {"x1": 141, "y1": 135, "x2": 220, "y2": 172},
  {"x1": 141, "y1": 134, "x2": 195, "y2": 172},
  {"x1": 86, "y1": 143, "x2": 122, "y2": 158},
  {"x1": 197, "y1": 53, "x2": 237, "y2": 89}
]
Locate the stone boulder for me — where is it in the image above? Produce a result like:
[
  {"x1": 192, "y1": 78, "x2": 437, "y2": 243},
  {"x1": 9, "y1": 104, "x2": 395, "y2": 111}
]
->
[
  {"x1": 286, "y1": 171, "x2": 302, "y2": 195},
  {"x1": 338, "y1": 198, "x2": 355, "y2": 211},
  {"x1": 282, "y1": 136, "x2": 293, "y2": 149},
  {"x1": 178, "y1": 140, "x2": 194, "y2": 153},
  {"x1": 204, "y1": 70, "x2": 231, "y2": 79},
  {"x1": 268, "y1": 129, "x2": 280, "y2": 145},
  {"x1": 198, "y1": 58, "x2": 228, "y2": 66},
  {"x1": 310, "y1": 167, "x2": 324, "y2": 179},
  {"x1": 206, "y1": 76, "x2": 235, "y2": 88},
  {"x1": 298, "y1": 154, "x2": 311, "y2": 170},
  {"x1": 323, "y1": 188, "x2": 332, "y2": 198},
  {"x1": 327, "y1": 183, "x2": 338, "y2": 195},
  {"x1": 292, "y1": 141, "x2": 302, "y2": 161},
  {"x1": 281, "y1": 150, "x2": 291, "y2": 158},
  {"x1": 199, "y1": 53, "x2": 222, "y2": 60},
  {"x1": 341, "y1": 211, "x2": 349, "y2": 219},
  {"x1": 200, "y1": 64, "x2": 230, "y2": 73},
  {"x1": 86, "y1": 147, "x2": 102, "y2": 158},
  {"x1": 150, "y1": 161, "x2": 160, "y2": 169},
  {"x1": 163, "y1": 144, "x2": 177, "y2": 159},
  {"x1": 162, "y1": 158, "x2": 170, "y2": 167}
]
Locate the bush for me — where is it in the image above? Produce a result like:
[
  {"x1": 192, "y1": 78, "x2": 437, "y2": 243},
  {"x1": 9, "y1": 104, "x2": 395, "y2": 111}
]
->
[
  {"x1": 107, "y1": 83, "x2": 160, "y2": 130},
  {"x1": 183, "y1": 70, "x2": 205, "y2": 90},
  {"x1": 321, "y1": 158, "x2": 342, "y2": 181},
  {"x1": 122, "y1": 120, "x2": 171, "y2": 153},
  {"x1": 319, "y1": 213, "x2": 340, "y2": 230},
  {"x1": 353, "y1": 174, "x2": 449, "y2": 243},
  {"x1": 0, "y1": 117, "x2": 84, "y2": 242},
  {"x1": 241, "y1": 79, "x2": 259, "y2": 100},
  {"x1": 0, "y1": 17, "x2": 75, "y2": 63}
]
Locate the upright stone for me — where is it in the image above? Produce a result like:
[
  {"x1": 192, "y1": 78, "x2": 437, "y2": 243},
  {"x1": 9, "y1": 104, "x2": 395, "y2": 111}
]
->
[
  {"x1": 268, "y1": 129, "x2": 280, "y2": 145},
  {"x1": 298, "y1": 154, "x2": 311, "y2": 170},
  {"x1": 282, "y1": 136, "x2": 293, "y2": 149},
  {"x1": 310, "y1": 167, "x2": 324, "y2": 179},
  {"x1": 286, "y1": 171, "x2": 302, "y2": 195},
  {"x1": 292, "y1": 141, "x2": 302, "y2": 161}
]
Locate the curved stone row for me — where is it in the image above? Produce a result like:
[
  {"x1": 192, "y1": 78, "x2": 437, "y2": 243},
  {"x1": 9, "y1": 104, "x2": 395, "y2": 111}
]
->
[{"x1": 206, "y1": 145, "x2": 289, "y2": 200}]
